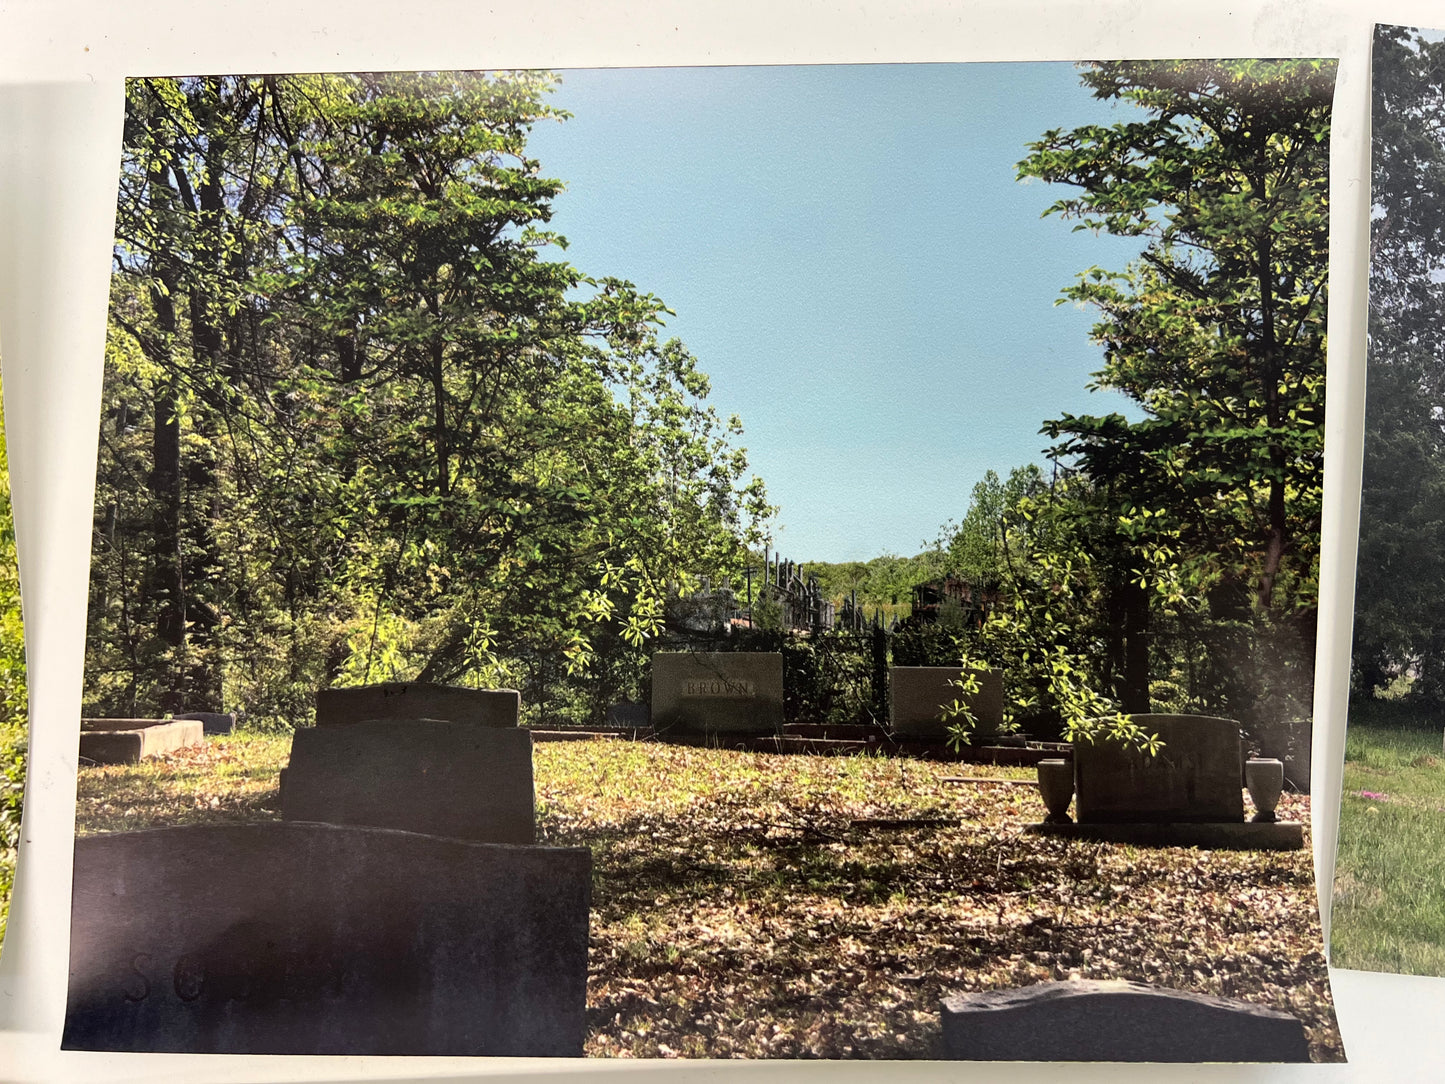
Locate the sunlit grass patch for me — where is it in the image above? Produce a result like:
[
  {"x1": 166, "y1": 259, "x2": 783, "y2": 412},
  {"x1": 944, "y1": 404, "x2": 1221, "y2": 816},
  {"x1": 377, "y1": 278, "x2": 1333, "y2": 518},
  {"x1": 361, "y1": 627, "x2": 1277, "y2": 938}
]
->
[
  {"x1": 75, "y1": 731, "x2": 289, "y2": 836},
  {"x1": 1333, "y1": 711, "x2": 1445, "y2": 976}
]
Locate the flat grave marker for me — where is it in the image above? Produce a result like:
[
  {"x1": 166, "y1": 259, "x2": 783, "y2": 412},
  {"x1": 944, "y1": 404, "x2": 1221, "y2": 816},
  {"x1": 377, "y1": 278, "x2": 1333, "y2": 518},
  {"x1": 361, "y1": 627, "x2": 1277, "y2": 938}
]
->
[{"x1": 79, "y1": 719, "x2": 204, "y2": 765}]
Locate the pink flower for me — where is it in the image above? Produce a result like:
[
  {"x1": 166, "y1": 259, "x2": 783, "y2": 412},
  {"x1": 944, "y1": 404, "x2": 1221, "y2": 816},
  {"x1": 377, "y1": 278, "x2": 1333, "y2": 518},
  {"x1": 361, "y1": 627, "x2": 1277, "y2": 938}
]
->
[{"x1": 1357, "y1": 790, "x2": 1389, "y2": 801}]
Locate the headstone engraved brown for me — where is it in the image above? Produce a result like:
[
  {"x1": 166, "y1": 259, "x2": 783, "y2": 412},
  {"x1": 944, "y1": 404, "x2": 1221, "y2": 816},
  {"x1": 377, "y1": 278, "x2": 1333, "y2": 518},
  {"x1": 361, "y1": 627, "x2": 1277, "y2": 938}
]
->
[
  {"x1": 314, "y1": 682, "x2": 519, "y2": 728},
  {"x1": 281, "y1": 721, "x2": 536, "y2": 844},
  {"x1": 651, "y1": 652, "x2": 784, "y2": 735},
  {"x1": 63, "y1": 822, "x2": 591, "y2": 1055},
  {"x1": 940, "y1": 980, "x2": 1310, "y2": 1062},
  {"x1": 888, "y1": 666, "x2": 1004, "y2": 740}
]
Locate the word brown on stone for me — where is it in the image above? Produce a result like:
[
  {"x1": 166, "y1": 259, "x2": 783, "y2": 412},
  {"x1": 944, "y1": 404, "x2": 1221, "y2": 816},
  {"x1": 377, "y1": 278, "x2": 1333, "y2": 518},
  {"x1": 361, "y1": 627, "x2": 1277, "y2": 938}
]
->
[{"x1": 651, "y1": 652, "x2": 783, "y2": 735}]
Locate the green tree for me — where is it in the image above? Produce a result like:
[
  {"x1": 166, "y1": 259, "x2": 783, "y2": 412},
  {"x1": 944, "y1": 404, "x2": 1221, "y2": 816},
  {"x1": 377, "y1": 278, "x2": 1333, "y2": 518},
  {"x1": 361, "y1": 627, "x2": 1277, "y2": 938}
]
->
[
  {"x1": 1351, "y1": 27, "x2": 1445, "y2": 702},
  {"x1": 1018, "y1": 59, "x2": 1333, "y2": 730},
  {"x1": 89, "y1": 72, "x2": 772, "y2": 726},
  {"x1": 937, "y1": 465, "x2": 1048, "y2": 586}
]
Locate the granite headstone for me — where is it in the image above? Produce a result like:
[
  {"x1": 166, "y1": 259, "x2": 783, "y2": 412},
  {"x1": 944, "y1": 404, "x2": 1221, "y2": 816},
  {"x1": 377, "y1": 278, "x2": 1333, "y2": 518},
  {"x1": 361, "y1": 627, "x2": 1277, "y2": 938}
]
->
[
  {"x1": 1073, "y1": 714, "x2": 1244, "y2": 823},
  {"x1": 172, "y1": 712, "x2": 238, "y2": 736},
  {"x1": 281, "y1": 720, "x2": 535, "y2": 844},
  {"x1": 651, "y1": 652, "x2": 784, "y2": 735},
  {"x1": 63, "y1": 822, "x2": 590, "y2": 1056},
  {"x1": 940, "y1": 980, "x2": 1309, "y2": 1062},
  {"x1": 889, "y1": 666, "x2": 1004, "y2": 740}
]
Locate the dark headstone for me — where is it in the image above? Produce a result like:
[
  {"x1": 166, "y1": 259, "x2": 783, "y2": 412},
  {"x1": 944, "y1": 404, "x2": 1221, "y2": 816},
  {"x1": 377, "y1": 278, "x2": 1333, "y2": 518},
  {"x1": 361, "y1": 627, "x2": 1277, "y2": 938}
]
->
[
  {"x1": 606, "y1": 702, "x2": 650, "y2": 729},
  {"x1": 651, "y1": 652, "x2": 784, "y2": 735},
  {"x1": 1074, "y1": 714, "x2": 1244, "y2": 823},
  {"x1": 889, "y1": 666, "x2": 1003, "y2": 739},
  {"x1": 79, "y1": 719, "x2": 204, "y2": 765},
  {"x1": 314, "y1": 682, "x2": 519, "y2": 728},
  {"x1": 63, "y1": 823, "x2": 590, "y2": 1055},
  {"x1": 940, "y1": 980, "x2": 1310, "y2": 1062},
  {"x1": 172, "y1": 712, "x2": 237, "y2": 736},
  {"x1": 281, "y1": 721, "x2": 535, "y2": 844}
]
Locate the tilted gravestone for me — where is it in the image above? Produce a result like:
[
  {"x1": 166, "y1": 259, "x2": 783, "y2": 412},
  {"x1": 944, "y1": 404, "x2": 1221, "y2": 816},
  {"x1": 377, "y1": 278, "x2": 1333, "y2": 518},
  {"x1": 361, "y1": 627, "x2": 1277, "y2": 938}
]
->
[
  {"x1": 172, "y1": 712, "x2": 237, "y2": 736},
  {"x1": 1074, "y1": 714, "x2": 1244, "y2": 823},
  {"x1": 282, "y1": 721, "x2": 535, "y2": 844},
  {"x1": 63, "y1": 823, "x2": 591, "y2": 1056},
  {"x1": 314, "y1": 682, "x2": 519, "y2": 728},
  {"x1": 651, "y1": 652, "x2": 784, "y2": 735},
  {"x1": 889, "y1": 666, "x2": 1003, "y2": 740},
  {"x1": 940, "y1": 980, "x2": 1310, "y2": 1062},
  {"x1": 79, "y1": 719, "x2": 204, "y2": 765}
]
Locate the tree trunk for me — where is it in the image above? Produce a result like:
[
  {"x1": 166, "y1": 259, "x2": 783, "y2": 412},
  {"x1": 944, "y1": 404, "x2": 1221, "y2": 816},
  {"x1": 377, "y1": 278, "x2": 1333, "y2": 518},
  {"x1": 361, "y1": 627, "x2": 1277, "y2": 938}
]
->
[
  {"x1": 1120, "y1": 573, "x2": 1151, "y2": 715},
  {"x1": 432, "y1": 333, "x2": 449, "y2": 498}
]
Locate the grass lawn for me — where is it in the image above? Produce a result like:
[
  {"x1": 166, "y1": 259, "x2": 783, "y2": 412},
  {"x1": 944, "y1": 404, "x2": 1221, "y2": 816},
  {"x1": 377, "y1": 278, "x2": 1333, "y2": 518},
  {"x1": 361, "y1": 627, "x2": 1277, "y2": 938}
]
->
[
  {"x1": 74, "y1": 732, "x2": 1344, "y2": 1061},
  {"x1": 1332, "y1": 700, "x2": 1445, "y2": 976}
]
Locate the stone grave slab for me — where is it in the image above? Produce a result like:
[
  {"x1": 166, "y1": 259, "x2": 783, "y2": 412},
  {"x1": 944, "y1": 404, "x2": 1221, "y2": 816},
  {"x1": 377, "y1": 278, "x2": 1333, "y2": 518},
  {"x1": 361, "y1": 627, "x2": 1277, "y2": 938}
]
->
[
  {"x1": 1027, "y1": 819, "x2": 1303, "y2": 850},
  {"x1": 315, "y1": 682, "x2": 519, "y2": 728},
  {"x1": 940, "y1": 980, "x2": 1309, "y2": 1062},
  {"x1": 282, "y1": 721, "x2": 535, "y2": 844},
  {"x1": 651, "y1": 652, "x2": 784, "y2": 735},
  {"x1": 1074, "y1": 714, "x2": 1244, "y2": 823},
  {"x1": 173, "y1": 712, "x2": 237, "y2": 736},
  {"x1": 79, "y1": 719, "x2": 204, "y2": 765},
  {"x1": 889, "y1": 666, "x2": 1004, "y2": 740},
  {"x1": 63, "y1": 822, "x2": 590, "y2": 1056}
]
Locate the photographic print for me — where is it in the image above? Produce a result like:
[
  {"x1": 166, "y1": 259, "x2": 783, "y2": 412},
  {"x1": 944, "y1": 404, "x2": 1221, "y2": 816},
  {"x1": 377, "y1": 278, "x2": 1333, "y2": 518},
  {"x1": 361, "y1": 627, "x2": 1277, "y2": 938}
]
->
[
  {"x1": 67, "y1": 60, "x2": 1343, "y2": 1060},
  {"x1": 1332, "y1": 23, "x2": 1445, "y2": 978}
]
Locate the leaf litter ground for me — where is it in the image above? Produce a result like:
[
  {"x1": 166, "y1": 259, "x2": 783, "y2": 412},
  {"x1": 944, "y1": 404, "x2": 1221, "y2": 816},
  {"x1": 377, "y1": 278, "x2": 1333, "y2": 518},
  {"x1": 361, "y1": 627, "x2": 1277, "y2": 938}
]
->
[{"x1": 76, "y1": 733, "x2": 1343, "y2": 1061}]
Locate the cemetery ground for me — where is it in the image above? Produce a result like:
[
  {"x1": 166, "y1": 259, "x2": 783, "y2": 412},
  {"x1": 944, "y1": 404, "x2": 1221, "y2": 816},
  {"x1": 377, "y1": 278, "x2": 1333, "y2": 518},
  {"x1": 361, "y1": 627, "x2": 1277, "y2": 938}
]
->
[
  {"x1": 75, "y1": 733, "x2": 1344, "y2": 1061},
  {"x1": 1332, "y1": 699, "x2": 1445, "y2": 977}
]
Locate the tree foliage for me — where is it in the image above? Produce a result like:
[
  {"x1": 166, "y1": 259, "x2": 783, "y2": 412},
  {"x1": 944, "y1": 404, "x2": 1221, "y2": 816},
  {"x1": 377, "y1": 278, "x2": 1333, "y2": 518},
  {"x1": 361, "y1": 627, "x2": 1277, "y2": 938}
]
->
[
  {"x1": 1352, "y1": 27, "x2": 1445, "y2": 703},
  {"x1": 88, "y1": 72, "x2": 772, "y2": 726},
  {"x1": 1000, "y1": 59, "x2": 1332, "y2": 748}
]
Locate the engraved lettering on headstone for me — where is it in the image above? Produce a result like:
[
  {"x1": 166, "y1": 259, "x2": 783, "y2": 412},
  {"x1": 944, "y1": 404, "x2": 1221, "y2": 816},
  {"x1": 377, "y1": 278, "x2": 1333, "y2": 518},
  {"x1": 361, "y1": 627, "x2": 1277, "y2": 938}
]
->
[
  {"x1": 123, "y1": 953, "x2": 151, "y2": 1002},
  {"x1": 681, "y1": 678, "x2": 755, "y2": 697},
  {"x1": 172, "y1": 953, "x2": 205, "y2": 1002}
]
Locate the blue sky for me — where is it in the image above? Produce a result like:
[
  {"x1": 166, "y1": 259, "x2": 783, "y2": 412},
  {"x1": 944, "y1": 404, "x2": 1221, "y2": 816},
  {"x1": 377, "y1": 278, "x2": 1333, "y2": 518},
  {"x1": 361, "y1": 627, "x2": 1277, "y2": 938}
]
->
[{"x1": 525, "y1": 63, "x2": 1148, "y2": 563}]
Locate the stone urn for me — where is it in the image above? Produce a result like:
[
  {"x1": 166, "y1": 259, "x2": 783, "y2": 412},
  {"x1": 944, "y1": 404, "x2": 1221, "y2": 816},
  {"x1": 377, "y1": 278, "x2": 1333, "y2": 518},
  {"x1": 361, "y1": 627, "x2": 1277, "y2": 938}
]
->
[
  {"x1": 1036, "y1": 758, "x2": 1074, "y2": 824},
  {"x1": 1245, "y1": 758, "x2": 1284, "y2": 823}
]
